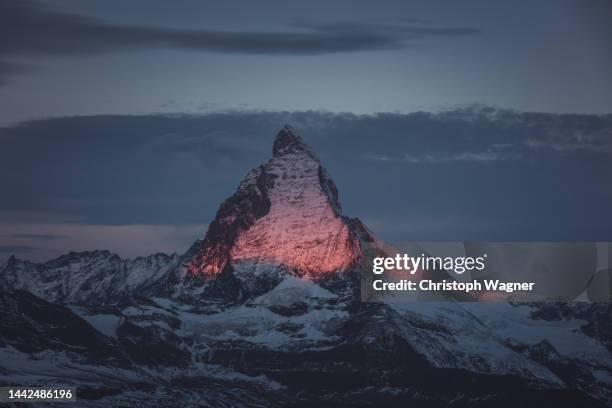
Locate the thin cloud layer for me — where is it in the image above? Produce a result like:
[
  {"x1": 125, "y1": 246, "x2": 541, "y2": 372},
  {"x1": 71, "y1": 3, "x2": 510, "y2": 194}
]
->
[
  {"x1": 0, "y1": 234, "x2": 62, "y2": 241},
  {"x1": 0, "y1": 59, "x2": 31, "y2": 85},
  {"x1": 0, "y1": 0, "x2": 479, "y2": 84},
  {"x1": 0, "y1": 245, "x2": 39, "y2": 254}
]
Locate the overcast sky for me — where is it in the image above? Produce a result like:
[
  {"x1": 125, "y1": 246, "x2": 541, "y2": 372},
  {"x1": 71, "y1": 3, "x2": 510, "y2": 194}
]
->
[
  {"x1": 1, "y1": 0, "x2": 611, "y2": 126},
  {"x1": 0, "y1": 1, "x2": 611, "y2": 262}
]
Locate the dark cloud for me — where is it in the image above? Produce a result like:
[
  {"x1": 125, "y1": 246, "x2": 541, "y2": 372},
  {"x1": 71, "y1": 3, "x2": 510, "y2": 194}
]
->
[
  {"x1": 0, "y1": 59, "x2": 32, "y2": 85},
  {"x1": 302, "y1": 20, "x2": 479, "y2": 39},
  {"x1": 0, "y1": 1, "x2": 479, "y2": 56},
  {"x1": 1, "y1": 107, "x2": 611, "y2": 241},
  {"x1": 0, "y1": 0, "x2": 479, "y2": 83},
  {"x1": 0, "y1": 245, "x2": 39, "y2": 254},
  {"x1": 141, "y1": 131, "x2": 259, "y2": 164},
  {"x1": 368, "y1": 149, "x2": 520, "y2": 164},
  {"x1": 1, "y1": 234, "x2": 63, "y2": 241}
]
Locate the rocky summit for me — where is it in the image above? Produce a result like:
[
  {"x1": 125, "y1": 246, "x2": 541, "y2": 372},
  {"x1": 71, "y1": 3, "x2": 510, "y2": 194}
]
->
[{"x1": 187, "y1": 125, "x2": 363, "y2": 279}]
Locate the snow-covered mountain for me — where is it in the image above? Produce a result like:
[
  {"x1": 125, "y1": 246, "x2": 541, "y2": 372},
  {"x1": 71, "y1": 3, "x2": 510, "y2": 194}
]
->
[
  {"x1": 172, "y1": 125, "x2": 376, "y2": 304},
  {"x1": 1, "y1": 126, "x2": 611, "y2": 407},
  {"x1": 0, "y1": 251, "x2": 180, "y2": 306},
  {"x1": 188, "y1": 125, "x2": 362, "y2": 278}
]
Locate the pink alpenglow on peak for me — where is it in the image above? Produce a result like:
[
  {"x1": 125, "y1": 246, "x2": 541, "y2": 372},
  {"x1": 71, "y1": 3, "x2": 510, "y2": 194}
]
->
[{"x1": 187, "y1": 126, "x2": 363, "y2": 278}]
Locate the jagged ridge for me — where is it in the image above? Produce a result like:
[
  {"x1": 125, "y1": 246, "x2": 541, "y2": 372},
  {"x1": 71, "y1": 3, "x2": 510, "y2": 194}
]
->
[{"x1": 0, "y1": 251, "x2": 179, "y2": 306}]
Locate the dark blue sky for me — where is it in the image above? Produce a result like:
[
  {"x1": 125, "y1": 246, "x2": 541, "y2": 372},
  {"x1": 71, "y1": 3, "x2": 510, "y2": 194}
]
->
[{"x1": 0, "y1": 1, "x2": 611, "y2": 261}]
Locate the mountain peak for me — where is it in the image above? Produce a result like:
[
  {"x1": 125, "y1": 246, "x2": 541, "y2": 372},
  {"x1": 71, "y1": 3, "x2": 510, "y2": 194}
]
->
[
  {"x1": 187, "y1": 125, "x2": 364, "y2": 280},
  {"x1": 272, "y1": 125, "x2": 313, "y2": 158},
  {"x1": 5, "y1": 255, "x2": 19, "y2": 268}
]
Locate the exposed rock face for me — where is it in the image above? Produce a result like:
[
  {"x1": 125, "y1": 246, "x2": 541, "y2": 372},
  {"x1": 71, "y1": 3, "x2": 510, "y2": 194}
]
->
[
  {"x1": 0, "y1": 289, "x2": 127, "y2": 363},
  {"x1": 187, "y1": 126, "x2": 362, "y2": 279}
]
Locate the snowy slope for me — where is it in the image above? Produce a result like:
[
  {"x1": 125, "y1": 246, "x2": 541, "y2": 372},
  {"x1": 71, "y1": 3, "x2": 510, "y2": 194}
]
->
[{"x1": 0, "y1": 251, "x2": 180, "y2": 306}]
